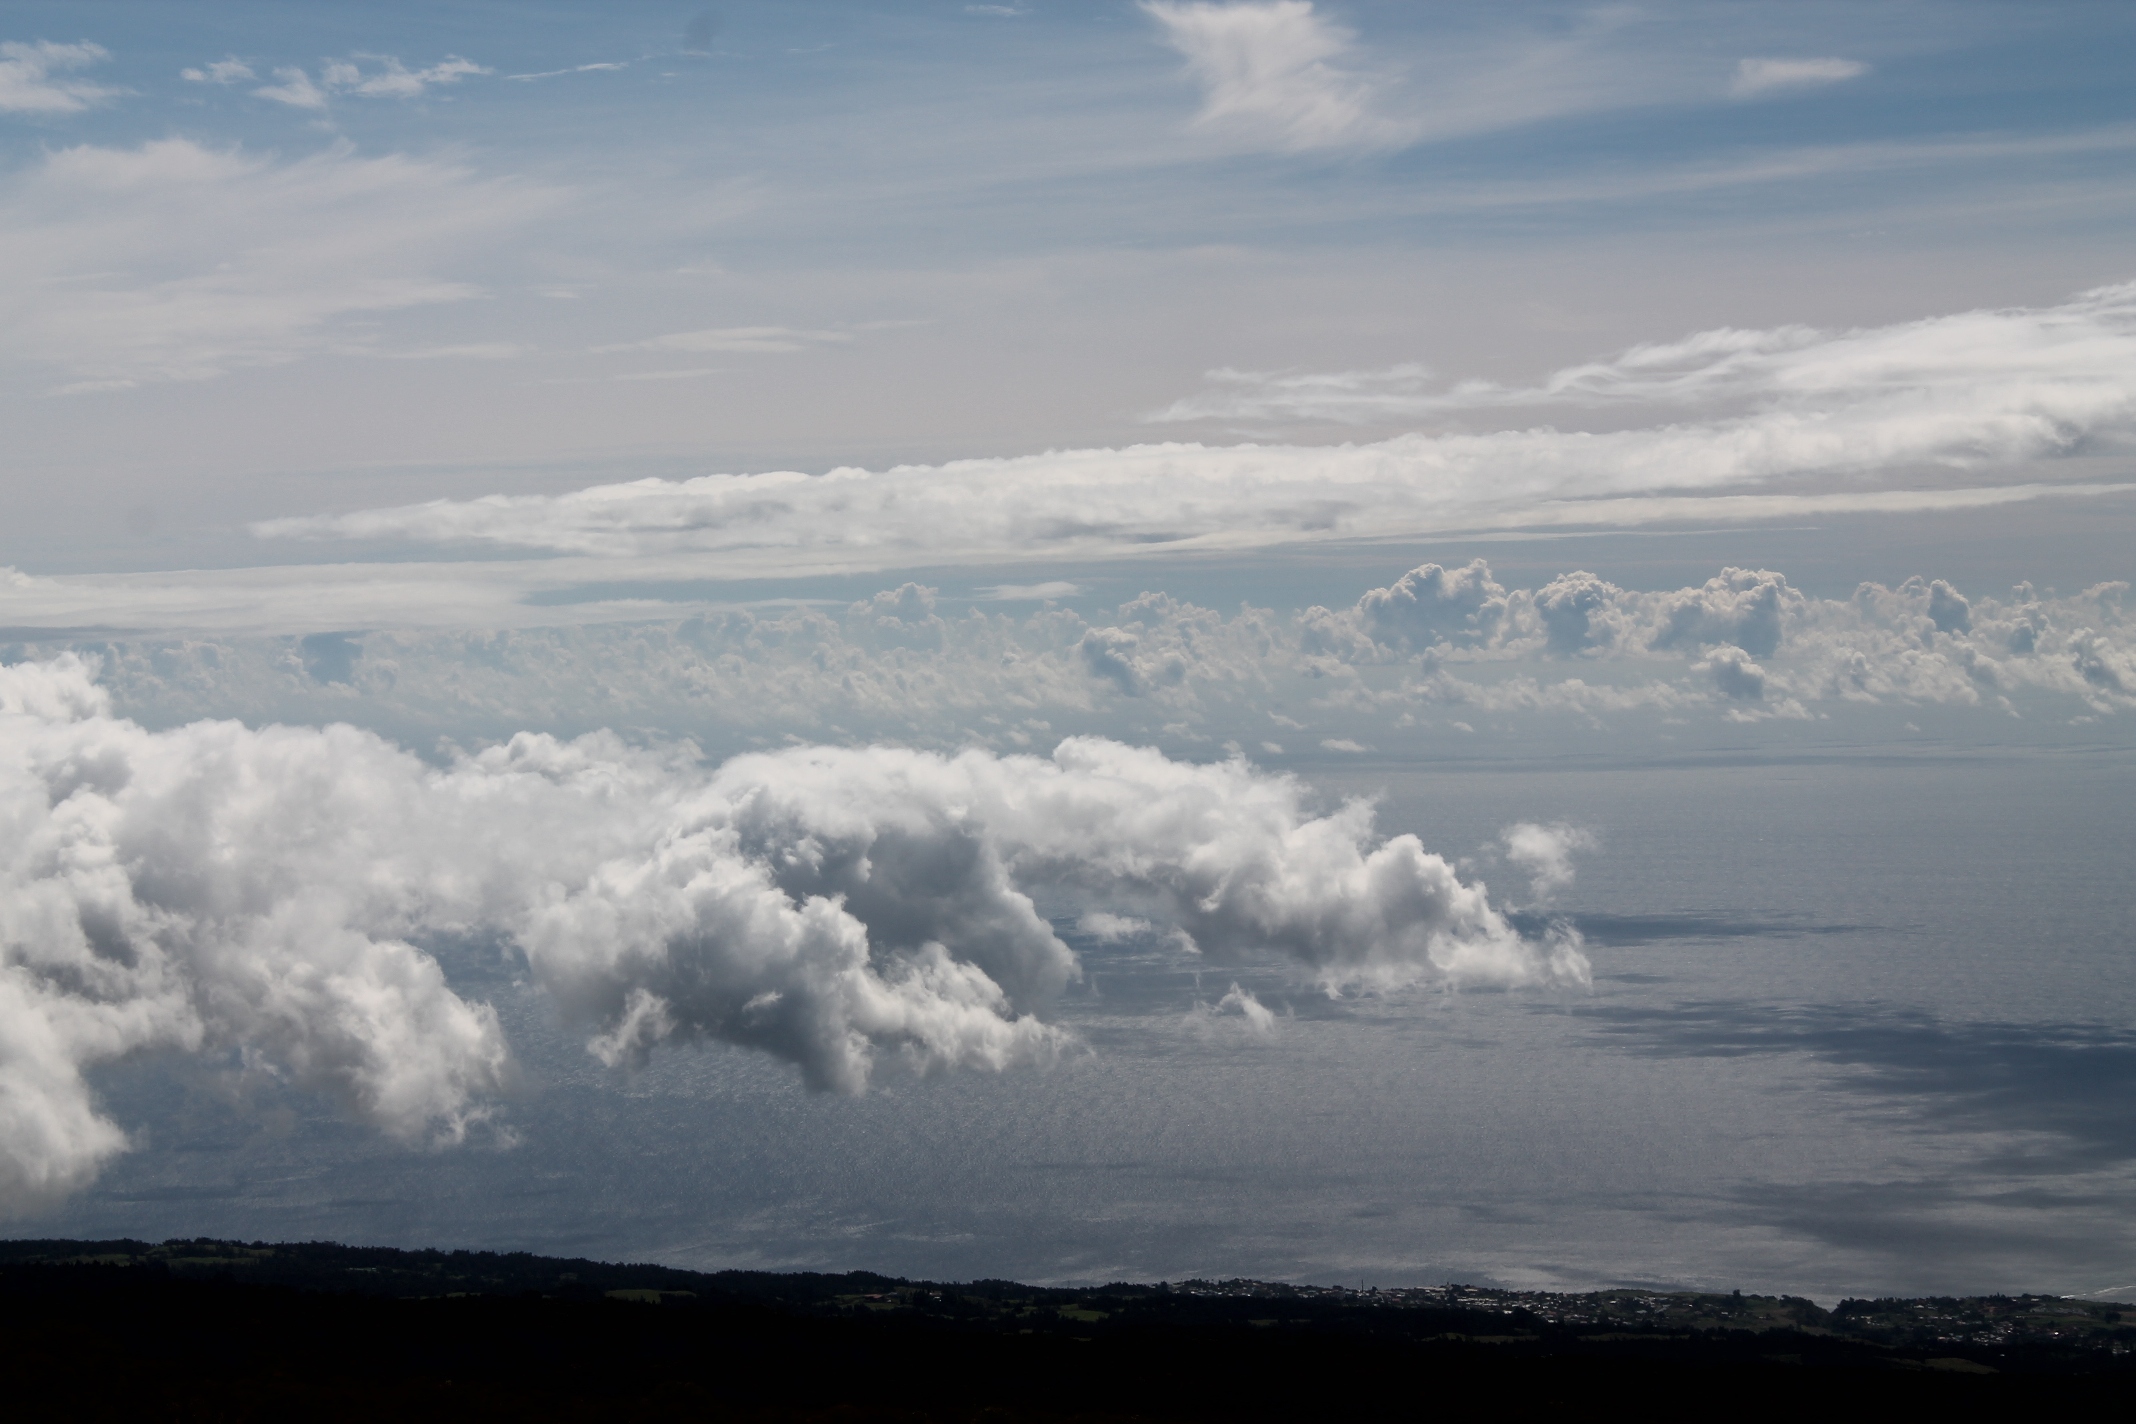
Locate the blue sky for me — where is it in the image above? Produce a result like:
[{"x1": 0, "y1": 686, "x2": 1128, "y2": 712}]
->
[{"x1": 1, "y1": 3, "x2": 2133, "y2": 1293}]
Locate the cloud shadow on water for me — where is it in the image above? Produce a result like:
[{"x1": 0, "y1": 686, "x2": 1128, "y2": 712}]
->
[
  {"x1": 1576, "y1": 1000, "x2": 2136, "y2": 1289},
  {"x1": 1581, "y1": 1001, "x2": 2136, "y2": 1167}
]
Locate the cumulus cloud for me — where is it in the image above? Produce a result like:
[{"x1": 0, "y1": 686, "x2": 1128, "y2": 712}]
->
[
  {"x1": 0, "y1": 655, "x2": 514, "y2": 1211},
  {"x1": 0, "y1": 138, "x2": 555, "y2": 391},
  {"x1": 243, "y1": 284, "x2": 2136, "y2": 578},
  {"x1": 1500, "y1": 822, "x2": 1595, "y2": 902},
  {"x1": 1189, "y1": 982, "x2": 1280, "y2": 1039},
  {"x1": 32, "y1": 561, "x2": 2136, "y2": 753},
  {"x1": 1142, "y1": 1, "x2": 1414, "y2": 152},
  {"x1": 0, "y1": 40, "x2": 118, "y2": 113},
  {"x1": 1353, "y1": 558, "x2": 1509, "y2": 653},
  {"x1": 1730, "y1": 57, "x2": 1867, "y2": 99},
  {"x1": 0, "y1": 655, "x2": 1575, "y2": 1211}
]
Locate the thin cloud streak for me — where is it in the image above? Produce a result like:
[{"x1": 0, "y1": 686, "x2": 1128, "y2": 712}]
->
[
  {"x1": 1730, "y1": 56, "x2": 1868, "y2": 99},
  {"x1": 1155, "y1": 282, "x2": 2136, "y2": 422}
]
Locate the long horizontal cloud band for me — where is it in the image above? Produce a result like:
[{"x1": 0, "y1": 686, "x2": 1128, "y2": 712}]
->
[
  {"x1": 242, "y1": 283, "x2": 2136, "y2": 570},
  {"x1": 39, "y1": 564, "x2": 2135, "y2": 747},
  {"x1": 0, "y1": 656, "x2": 1578, "y2": 1214},
  {"x1": 1, "y1": 285, "x2": 2130, "y2": 638},
  {"x1": 3, "y1": 481, "x2": 2126, "y2": 640}
]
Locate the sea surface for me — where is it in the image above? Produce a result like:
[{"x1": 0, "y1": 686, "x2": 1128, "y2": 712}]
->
[{"x1": 50, "y1": 746, "x2": 2136, "y2": 1303}]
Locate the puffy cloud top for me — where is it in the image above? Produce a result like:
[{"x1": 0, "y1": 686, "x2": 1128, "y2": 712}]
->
[{"x1": 0, "y1": 656, "x2": 1576, "y2": 1213}]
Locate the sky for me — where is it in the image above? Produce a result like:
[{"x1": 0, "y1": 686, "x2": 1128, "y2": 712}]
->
[{"x1": 1, "y1": 2, "x2": 2133, "y2": 1298}]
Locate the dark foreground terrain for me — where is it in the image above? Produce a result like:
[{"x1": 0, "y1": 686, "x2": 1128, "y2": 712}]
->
[{"x1": 5, "y1": 1238, "x2": 2130, "y2": 1420}]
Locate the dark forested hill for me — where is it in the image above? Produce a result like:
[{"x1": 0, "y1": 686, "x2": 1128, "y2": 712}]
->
[{"x1": 4, "y1": 1237, "x2": 2129, "y2": 1420}]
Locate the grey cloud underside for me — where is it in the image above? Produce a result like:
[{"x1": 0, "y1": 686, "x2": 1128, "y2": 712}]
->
[
  {"x1": 53, "y1": 563, "x2": 2135, "y2": 747},
  {"x1": 0, "y1": 656, "x2": 1578, "y2": 1215}
]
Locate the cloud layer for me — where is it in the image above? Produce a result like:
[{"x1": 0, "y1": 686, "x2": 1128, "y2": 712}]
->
[
  {"x1": 0, "y1": 655, "x2": 1574, "y2": 1213},
  {"x1": 32, "y1": 562, "x2": 2132, "y2": 762},
  {"x1": 241, "y1": 285, "x2": 2136, "y2": 583}
]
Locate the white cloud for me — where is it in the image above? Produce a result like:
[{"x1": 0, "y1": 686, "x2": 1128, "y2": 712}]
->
[
  {"x1": 980, "y1": 581, "x2": 1084, "y2": 601},
  {"x1": 1153, "y1": 282, "x2": 2136, "y2": 426},
  {"x1": 595, "y1": 326, "x2": 854, "y2": 355},
  {"x1": 1141, "y1": 1, "x2": 1414, "y2": 152},
  {"x1": 252, "y1": 67, "x2": 328, "y2": 110},
  {"x1": 0, "y1": 138, "x2": 557, "y2": 390},
  {"x1": 1077, "y1": 912, "x2": 1152, "y2": 942},
  {"x1": 180, "y1": 57, "x2": 257, "y2": 86},
  {"x1": 254, "y1": 53, "x2": 489, "y2": 109},
  {"x1": 0, "y1": 39, "x2": 118, "y2": 113},
  {"x1": 1190, "y1": 982, "x2": 1279, "y2": 1038},
  {"x1": 1730, "y1": 57, "x2": 1867, "y2": 99},
  {"x1": 507, "y1": 61, "x2": 631, "y2": 82},
  {"x1": 13, "y1": 556, "x2": 2136, "y2": 748},
  {"x1": 328, "y1": 54, "x2": 488, "y2": 98},
  {"x1": 247, "y1": 283, "x2": 2136, "y2": 572},
  {"x1": 0, "y1": 655, "x2": 512, "y2": 1212},
  {"x1": 0, "y1": 655, "x2": 1579, "y2": 1210},
  {"x1": 1500, "y1": 822, "x2": 1595, "y2": 901},
  {"x1": 5, "y1": 287, "x2": 2133, "y2": 638}
]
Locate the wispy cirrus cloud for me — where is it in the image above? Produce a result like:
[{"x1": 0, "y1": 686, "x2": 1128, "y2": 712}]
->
[
  {"x1": 1141, "y1": 0, "x2": 1416, "y2": 153},
  {"x1": 506, "y1": 61, "x2": 632, "y2": 82},
  {"x1": 0, "y1": 138, "x2": 557, "y2": 392},
  {"x1": 1730, "y1": 56, "x2": 1868, "y2": 99},
  {"x1": 593, "y1": 325, "x2": 854, "y2": 356},
  {"x1": 1151, "y1": 282, "x2": 2136, "y2": 426},
  {"x1": 180, "y1": 56, "x2": 256, "y2": 86},
  {"x1": 0, "y1": 39, "x2": 119, "y2": 113},
  {"x1": 249, "y1": 53, "x2": 489, "y2": 110}
]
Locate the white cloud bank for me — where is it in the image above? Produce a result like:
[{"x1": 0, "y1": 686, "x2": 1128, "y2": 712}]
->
[
  {"x1": 36, "y1": 563, "x2": 2132, "y2": 758},
  {"x1": 243, "y1": 284, "x2": 2136, "y2": 582},
  {"x1": 0, "y1": 655, "x2": 1576, "y2": 1214}
]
